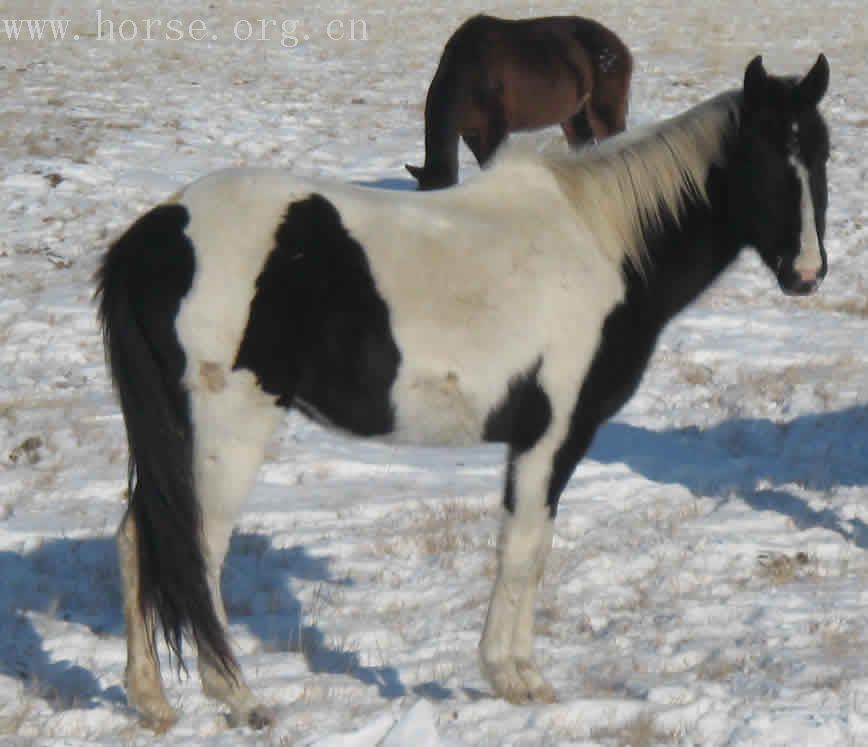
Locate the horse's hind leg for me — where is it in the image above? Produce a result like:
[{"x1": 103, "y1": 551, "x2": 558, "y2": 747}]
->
[
  {"x1": 118, "y1": 510, "x2": 177, "y2": 731},
  {"x1": 475, "y1": 102, "x2": 508, "y2": 166},
  {"x1": 479, "y1": 446, "x2": 558, "y2": 704},
  {"x1": 561, "y1": 110, "x2": 595, "y2": 147},
  {"x1": 584, "y1": 101, "x2": 621, "y2": 140},
  {"x1": 190, "y1": 370, "x2": 282, "y2": 727},
  {"x1": 586, "y1": 76, "x2": 630, "y2": 139}
]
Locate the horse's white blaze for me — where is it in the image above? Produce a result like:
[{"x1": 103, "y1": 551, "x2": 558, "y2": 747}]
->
[{"x1": 790, "y1": 156, "x2": 823, "y2": 277}]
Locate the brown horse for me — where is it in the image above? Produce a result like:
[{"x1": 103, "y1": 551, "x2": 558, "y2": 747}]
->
[{"x1": 406, "y1": 14, "x2": 633, "y2": 190}]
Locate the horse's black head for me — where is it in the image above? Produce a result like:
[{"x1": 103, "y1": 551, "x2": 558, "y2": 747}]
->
[
  {"x1": 733, "y1": 54, "x2": 831, "y2": 295},
  {"x1": 405, "y1": 163, "x2": 456, "y2": 191}
]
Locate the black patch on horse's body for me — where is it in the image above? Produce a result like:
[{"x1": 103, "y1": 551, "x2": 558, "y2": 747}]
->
[
  {"x1": 483, "y1": 360, "x2": 552, "y2": 513},
  {"x1": 234, "y1": 194, "x2": 401, "y2": 437},
  {"x1": 546, "y1": 190, "x2": 732, "y2": 514},
  {"x1": 483, "y1": 359, "x2": 551, "y2": 451}
]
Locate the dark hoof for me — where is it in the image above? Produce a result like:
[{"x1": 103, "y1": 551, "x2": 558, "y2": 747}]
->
[
  {"x1": 247, "y1": 705, "x2": 274, "y2": 730},
  {"x1": 225, "y1": 704, "x2": 274, "y2": 730}
]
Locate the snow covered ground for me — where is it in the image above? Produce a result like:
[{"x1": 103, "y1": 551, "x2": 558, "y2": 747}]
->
[{"x1": 0, "y1": 0, "x2": 866, "y2": 744}]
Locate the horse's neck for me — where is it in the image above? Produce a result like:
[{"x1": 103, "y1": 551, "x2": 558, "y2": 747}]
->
[
  {"x1": 631, "y1": 175, "x2": 742, "y2": 325},
  {"x1": 422, "y1": 63, "x2": 463, "y2": 177}
]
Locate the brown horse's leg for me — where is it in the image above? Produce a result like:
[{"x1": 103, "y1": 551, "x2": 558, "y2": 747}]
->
[
  {"x1": 478, "y1": 107, "x2": 508, "y2": 166},
  {"x1": 587, "y1": 64, "x2": 631, "y2": 138},
  {"x1": 465, "y1": 83, "x2": 509, "y2": 167},
  {"x1": 585, "y1": 93, "x2": 629, "y2": 139},
  {"x1": 584, "y1": 103, "x2": 612, "y2": 141},
  {"x1": 462, "y1": 133, "x2": 486, "y2": 164},
  {"x1": 561, "y1": 110, "x2": 595, "y2": 147}
]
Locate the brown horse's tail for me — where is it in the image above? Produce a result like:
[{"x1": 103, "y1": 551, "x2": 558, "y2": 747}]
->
[
  {"x1": 573, "y1": 18, "x2": 633, "y2": 133},
  {"x1": 406, "y1": 39, "x2": 470, "y2": 190}
]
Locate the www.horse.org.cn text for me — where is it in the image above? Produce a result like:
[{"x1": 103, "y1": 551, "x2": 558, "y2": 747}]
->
[{"x1": 0, "y1": 13, "x2": 369, "y2": 47}]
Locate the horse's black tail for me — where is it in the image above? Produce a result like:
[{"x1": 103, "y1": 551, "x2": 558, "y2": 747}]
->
[{"x1": 96, "y1": 203, "x2": 236, "y2": 679}]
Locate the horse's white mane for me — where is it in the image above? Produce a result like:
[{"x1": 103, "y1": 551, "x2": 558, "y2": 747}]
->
[{"x1": 519, "y1": 91, "x2": 741, "y2": 272}]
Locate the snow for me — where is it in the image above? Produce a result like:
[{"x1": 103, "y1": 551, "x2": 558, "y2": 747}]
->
[{"x1": 0, "y1": 0, "x2": 866, "y2": 745}]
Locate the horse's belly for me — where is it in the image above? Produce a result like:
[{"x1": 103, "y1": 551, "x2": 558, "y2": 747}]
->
[
  {"x1": 388, "y1": 370, "x2": 489, "y2": 446},
  {"x1": 503, "y1": 72, "x2": 582, "y2": 129}
]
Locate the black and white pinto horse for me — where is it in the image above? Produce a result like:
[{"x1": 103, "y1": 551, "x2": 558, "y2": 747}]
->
[{"x1": 98, "y1": 55, "x2": 830, "y2": 729}]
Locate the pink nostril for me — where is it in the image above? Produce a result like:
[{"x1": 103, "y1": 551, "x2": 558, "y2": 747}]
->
[{"x1": 798, "y1": 269, "x2": 819, "y2": 284}]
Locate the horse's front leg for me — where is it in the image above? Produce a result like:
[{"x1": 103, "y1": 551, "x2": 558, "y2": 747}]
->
[
  {"x1": 479, "y1": 447, "x2": 559, "y2": 703},
  {"x1": 472, "y1": 97, "x2": 508, "y2": 167},
  {"x1": 511, "y1": 517, "x2": 557, "y2": 703}
]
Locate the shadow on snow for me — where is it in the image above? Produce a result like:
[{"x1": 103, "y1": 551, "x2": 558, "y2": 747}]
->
[
  {"x1": 353, "y1": 177, "x2": 417, "y2": 192},
  {"x1": 0, "y1": 534, "x2": 409, "y2": 713},
  {"x1": 590, "y1": 404, "x2": 868, "y2": 547}
]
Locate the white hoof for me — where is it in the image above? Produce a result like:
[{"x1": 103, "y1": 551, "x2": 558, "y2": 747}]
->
[
  {"x1": 482, "y1": 657, "x2": 558, "y2": 704},
  {"x1": 126, "y1": 680, "x2": 177, "y2": 732},
  {"x1": 516, "y1": 659, "x2": 558, "y2": 704}
]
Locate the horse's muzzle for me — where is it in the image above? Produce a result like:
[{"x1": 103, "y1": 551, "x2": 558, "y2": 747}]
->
[{"x1": 778, "y1": 266, "x2": 825, "y2": 295}]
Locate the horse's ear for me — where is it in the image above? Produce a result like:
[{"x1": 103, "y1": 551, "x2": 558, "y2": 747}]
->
[
  {"x1": 405, "y1": 164, "x2": 424, "y2": 181},
  {"x1": 795, "y1": 53, "x2": 830, "y2": 111},
  {"x1": 743, "y1": 55, "x2": 767, "y2": 109}
]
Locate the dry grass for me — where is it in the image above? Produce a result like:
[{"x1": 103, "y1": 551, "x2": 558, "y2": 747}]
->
[
  {"x1": 736, "y1": 366, "x2": 803, "y2": 406},
  {"x1": 8, "y1": 435, "x2": 43, "y2": 465},
  {"x1": 581, "y1": 659, "x2": 635, "y2": 697},
  {"x1": 591, "y1": 712, "x2": 679, "y2": 747},
  {"x1": 536, "y1": 591, "x2": 566, "y2": 637},
  {"x1": 376, "y1": 499, "x2": 490, "y2": 564},
  {"x1": 809, "y1": 618, "x2": 865, "y2": 659},
  {"x1": 677, "y1": 360, "x2": 714, "y2": 387},
  {"x1": 697, "y1": 651, "x2": 746, "y2": 681},
  {"x1": 755, "y1": 551, "x2": 817, "y2": 585},
  {"x1": 0, "y1": 698, "x2": 35, "y2": 736},
  {"x1": 796, "y1": 294, "x2": 868, "y2": 318}
]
